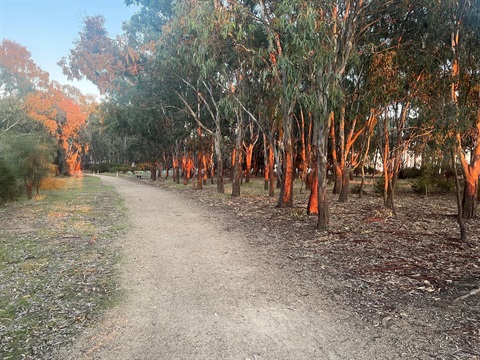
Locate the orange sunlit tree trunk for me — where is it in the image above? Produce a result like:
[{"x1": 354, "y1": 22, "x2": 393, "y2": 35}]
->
[{"x1": 243, "y1": 120, "x2": 258, "y2": 183}]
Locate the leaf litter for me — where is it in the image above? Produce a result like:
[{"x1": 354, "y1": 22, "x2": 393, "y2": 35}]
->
[
  {"x1": 144, "y1": 175, "x2": 480, "y2": 360},
  {"x1": 0, "y1": 176, "x2": 127, "y2": 360}
]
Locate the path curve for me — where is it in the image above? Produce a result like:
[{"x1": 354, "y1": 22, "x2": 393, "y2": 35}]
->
[{"x1": 55, "y1": 175, "x2": 401, "y2": 360}]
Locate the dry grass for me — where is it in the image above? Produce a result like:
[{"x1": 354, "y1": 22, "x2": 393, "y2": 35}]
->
[{"x1": 0, "y1": 175, "x2": 127, "y2": 359}]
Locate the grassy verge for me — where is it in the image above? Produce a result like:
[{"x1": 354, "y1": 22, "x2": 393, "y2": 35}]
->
[{"x1": 0, "y1": 175, "x2": 127, "y2": 359}]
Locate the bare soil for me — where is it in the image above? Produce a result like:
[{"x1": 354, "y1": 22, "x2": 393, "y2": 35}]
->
[{"x1": 56, "y1": 175, "x2": 480, "y2": 360}]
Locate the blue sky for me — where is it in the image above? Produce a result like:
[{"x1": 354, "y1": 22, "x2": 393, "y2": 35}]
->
[{"x1": 0, "y1": 0, "x2": 138, "y2": 95}]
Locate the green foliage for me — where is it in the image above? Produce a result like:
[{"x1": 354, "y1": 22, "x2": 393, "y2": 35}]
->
[
  {"x1": 0, "y1": 159, "x2": 17, "y2": 203},
  {"x1": 373, "y1": 177, "x2": 386, "y2": 194},
  {"x1": 3, "y1": 135, "x2": 56, "y2": 199},
  {"x1": 350, "y1": 184, "x2": 366, "y2": 195},
  {"x1": 410, "y1": 165, "x2": 454, "y2": 195}
]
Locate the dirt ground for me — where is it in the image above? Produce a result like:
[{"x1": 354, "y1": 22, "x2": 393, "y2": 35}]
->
[{"x1": 56, "y1": 175, "x2": 479, "y2": 360}]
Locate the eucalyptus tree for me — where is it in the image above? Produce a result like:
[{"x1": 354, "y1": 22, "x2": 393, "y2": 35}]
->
[
  {"x1": 156, "y1": 0, "x2": 254, "y2": 193},
  {"x1": 358, "y1": 0, "x2": 438, "y2": 213},
  {"x1": 442, "y1": 0, "x2": 480, "y2": 219},
  {"x1": 282, "y1": 0, "x2": 386, "y2": 228}
]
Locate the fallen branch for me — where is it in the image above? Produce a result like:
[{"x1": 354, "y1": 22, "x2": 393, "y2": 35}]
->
[{"x1": 453, "y1": 287, "x2": 480, "y2": 302}]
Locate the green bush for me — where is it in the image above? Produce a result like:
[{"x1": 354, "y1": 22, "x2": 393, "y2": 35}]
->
[
  {"x1": 350, "y1": 183, "x2": 366, "y2": 195},
  {"x1": 410, "y1": 177, "x2": 430, "y2": 194},
  {"x1": 0, "y1": 159, "x2": 17, "y2": 204},
  {"x1": 2, "y1": 135, "x2": 55, "y2": 199},
  {"x1": 373, "y1": 176, "x2": 401, "y2": 195},
  {"x1": 373, "y1": 177, "x2": 386, "y2": 194},
  {"x1": 435, "y1": 178, "x2": 454, "y2": 194},
  {"x1": 410, "y1": 164, "x2": 454, "y2": 195}
]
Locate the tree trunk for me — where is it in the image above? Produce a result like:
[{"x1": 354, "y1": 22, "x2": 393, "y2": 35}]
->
[
  {"x1": 182, "y1": 155, "x2": 188, "y2": 185},
  {"x1": 150, "y1": 164, "x2": 157, "y2": 181},
  {"x1": 197, "y1": 127, "x2": 203, "y2": 190},
  {"x1": 451, "y1": 148, "x2": 466, "y2": 241},
  {"x1": 268, "y1": 137, "x2": 275, "y2": 197},
  {"x1": 316, "y1": 112, "x2": 330, "y2": 229},
  {"x1": 462, "y1": 177, "x2": 478, "y2": 219},
  {"x1": 232, "y1": 113, "x2": 243, "y2": 197},
  {"x1": 382, "y1": 113, "x2": 390, "y2": 207},
  {"x1": 230, "y1": 149, "x2": 235, "y2": 182},
  {"x1": 330, "y1": 120, "x2": 342, "y2": 194},
  {"x1": 210, "y1": 150, "x2": 215, "y2": 185},
  {"x1": 338, "y1": 167, "x2": 350, "y2": 202},
  {"x1": 277, "y1": 112, "x2": 294, "y2": 208},
  {"x1": 26, "y1": 182, "x2": 33, "y2": 200},
  {"x1": 299, "y1": 107, "x2": 308, "y2": 193},
  {"x1": 263, "y1": 133, "x2": 269, "y2": 191},
  {"x1": 202, "y1": 153, "x2": 208, "y2": 185},
  {"x1": 197, "y1": 150, "x2": 203, "y2": 189},
  {"x1": 307, "y1": 150, "x2": 318, "y2": 215},
  {"x1": 245, "y1": 143, "x2": 254, "y2": 183},
  {"x1": 359, "y1": 163, "x2": 365, "y2": 199},
  {"x1": 214, "y1": 130, "x2": 224, "y2": 193}
]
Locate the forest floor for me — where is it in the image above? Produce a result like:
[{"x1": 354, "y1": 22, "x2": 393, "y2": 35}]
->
[
  {"x1": 140, "y1": 174, "x2": 480, "y2": 359},
  {"x1": 44, "y1": 173, "x2": 479, "y2": 359}
]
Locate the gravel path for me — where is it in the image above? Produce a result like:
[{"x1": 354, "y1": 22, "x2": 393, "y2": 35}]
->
[{"x1": 56, "y1": 175, "x2": 401, "y2": 360}]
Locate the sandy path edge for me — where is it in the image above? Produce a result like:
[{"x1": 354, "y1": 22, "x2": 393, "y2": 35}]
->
[{"x1": 53, "y1": 175, "x2": 406, "y2": 360}]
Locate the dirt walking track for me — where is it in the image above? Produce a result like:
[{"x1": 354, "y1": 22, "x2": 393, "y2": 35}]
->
[{"x1": 55, "y1": 175, "x2": 407, "y2": 360}]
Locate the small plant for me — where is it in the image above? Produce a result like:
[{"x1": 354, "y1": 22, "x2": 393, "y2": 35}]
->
[
  {"x1": 373, "y1": 177, "x2": 385, "y2": 194},
  {"x1": 350, "y1": 184, "x2": 366, "y2": 195}
]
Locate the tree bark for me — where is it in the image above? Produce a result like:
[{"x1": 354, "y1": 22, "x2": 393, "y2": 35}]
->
[
  {"x1": 316, "y1": 110, "x2": 330, "y2": 229},
  {"x1": 268, "y1": 136, "x2": 275, "y2": 197},
  {"x1": 26, "y1": 182, "x2": 33, "y2": 200},
  {"x1": 338, "y1": 168, "x2": 350, "y2": 202},
  {"x1": 330, "y1": 120, "x2": 342, "y2": 194},
  {"x1": 263, "y1": 133, "x2": 269, "y2": 191},
  {"x1": 214, "y1": 129, "x2": 224, "y2": 193},
  {"x1": 462, "y1": 178, "x2": 478, "y2": 219},
  {"x1": 244, "y1": 143, "x2": 254, "y2": 183},
  {"x1": 277, "y1": 110, "x2": 294, "y2": 208},
  {"x1": 150, "y1": 164, "x2": 157, "y2": 181},
  {"x1": 232, "y1": 112, "x2": 243, "y2": 197},
  {"x1": 197, "y1": 127, "x2": 203, "y2": 190},
  {"x1": 451, "y1": 148, "x2": 466, "y2": 241},
  {"x1": 307, "y1": 145, "x2": 318, "y2": 215}
]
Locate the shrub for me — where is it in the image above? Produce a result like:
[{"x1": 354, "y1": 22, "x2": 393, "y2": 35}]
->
[
  {"x1": 350, "y1": 184, "x2": 366, "y2": 195},
  {"x1": 435, "y1": 178, "x2": 454, "y2": 194},
  {"x1": 3, "y1": 135, "x2": 55, "y2": 199},
  {"x1": 410, "y1": 164, "x2": 454, "y2": 195},
  {"x1": 373, "y1": 177, "x2": 386, "y2": 194},
  {"x1": 411, "y1": 177, "x2": 430, "y2": 195},
  {"x1": 373, "y1": 176, "x2": 400, "y2": 195},
  {"x1": 0, "y1": 159, "x2": 17, "y2": 204}
]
